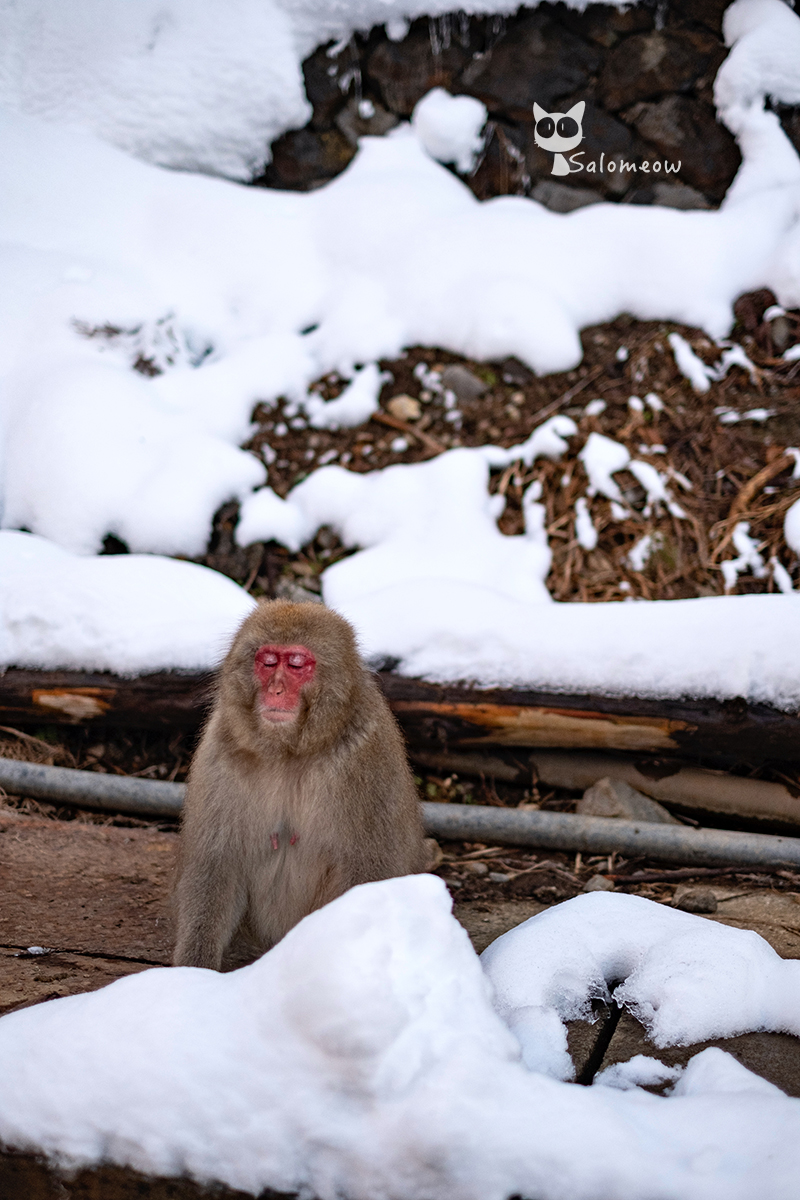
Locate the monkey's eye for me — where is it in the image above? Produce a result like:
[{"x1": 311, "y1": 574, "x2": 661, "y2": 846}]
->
[
  {"x1": 258, "y1": 651, "x2": 279, "y2": 668},
  {"x1": 557, "y1": 116, "x2": 578, "y2": 138},
  {"x1": 287, "y1": 653, "x2": 310, "y2": 669},
  {"x1": 536, "y1": 117, "x2": 555, "y2": 139}
]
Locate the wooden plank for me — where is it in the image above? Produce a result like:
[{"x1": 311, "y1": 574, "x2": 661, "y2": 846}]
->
[{"x1": 1, "y1": 667, "x2": 799, "y2": 761}]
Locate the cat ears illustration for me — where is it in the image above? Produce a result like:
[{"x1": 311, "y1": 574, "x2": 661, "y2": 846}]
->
[{"x1": 532, "y1": 100, "x2": 585, "y2": 150}]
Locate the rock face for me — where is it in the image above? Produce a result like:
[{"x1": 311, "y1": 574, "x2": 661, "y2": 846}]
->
[
  {"x1": 461, "y1": 11, "x2": 602, "y2": 117},
  {"x1": 255, "y1": 1, "x2": 797, "y2": 211},
  {"x1": 597, "y1": 31, "x2": 717, "y2": 112}
]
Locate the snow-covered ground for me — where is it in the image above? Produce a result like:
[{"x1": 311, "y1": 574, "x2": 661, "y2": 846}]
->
[
  {"x1": 2, "y1": 0, "x2": 800, "y2": 698},
  {"x1": 2, "y1": 877, "x2": 800, "y2": 1199}
]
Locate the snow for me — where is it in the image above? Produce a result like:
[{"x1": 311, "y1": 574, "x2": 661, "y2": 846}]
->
[
  {"x1": 2, "y1": 0, "x2": 800, "y2": 695},
  {"x1": 578, "y1": 432, "x2": 631, "y2": 503},
  {"x1": 0, "y1": 530, "x2": 255, "y2": 674},
  {"x1": 668, "y1": 333, "x2": 714, "y2": 393},
  {"x1": 411, "y1": 87, "x2": 487, "y2": 174},
  {"x1": 482, "y1": 892, "x2": 800, "y2": 1079},
  {"x1": 574, "y1": 497, "x2": 598, "y2": 551},
  {"x1": 303, "y1": 362, "x2": 384, "y2": 430},
  {"x1": 785, "y1": 497, "x2": 800, "y2": 557},
  {"x1": 721, "y1": 522, "x2": 768, "y2": 592},
  {"x1": 1, "y1": 877, "x2": 800, "y2": 1198}
]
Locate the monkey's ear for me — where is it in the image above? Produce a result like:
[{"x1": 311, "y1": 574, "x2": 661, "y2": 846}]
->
[
  {"x1": 533, "y1": 102, "x2": 549, "y2": 121},
  {"x1": 565, "y1": 100, "x2": 585, "y2": 122}
]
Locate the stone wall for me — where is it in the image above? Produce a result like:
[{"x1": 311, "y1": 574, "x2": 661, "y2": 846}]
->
[{"x1": 255, "y1": 0, "x2": 799, "y2": 213}]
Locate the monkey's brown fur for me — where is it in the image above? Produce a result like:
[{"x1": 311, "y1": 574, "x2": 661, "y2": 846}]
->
[{"x1": 173, "y1": 601, "x2": 426, "y2": 969}]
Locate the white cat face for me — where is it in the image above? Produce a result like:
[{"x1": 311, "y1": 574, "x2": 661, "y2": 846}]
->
[{"x1": 532, "y1": 101, "x2": 585, "y2": 153}]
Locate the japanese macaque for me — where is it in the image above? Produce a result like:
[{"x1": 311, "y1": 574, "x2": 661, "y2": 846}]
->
[{"x1": 173, "y1": 600, "x2": 427, "y2": 969}]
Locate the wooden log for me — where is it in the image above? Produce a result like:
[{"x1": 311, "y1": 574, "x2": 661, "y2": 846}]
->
[
  {"x1": 1, "y1": 667, "x2": 799, "y2": 762},
  {"x1": 0, "y1": 668, "x2": 215, "y2": 730}
]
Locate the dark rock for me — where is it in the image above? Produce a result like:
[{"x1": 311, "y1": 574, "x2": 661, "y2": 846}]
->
[
  {"x1": 600, "y1": 1010, "x2": 800, "y2": 1097},
  {"x1": 302, "y1": 43, "x2": 349, "y2": 129},
  {"x1": 734, "y1": 289, "x2": 779, "y2": 333},
  {"x1": 461, "y1": 11, "x2": 602, "y2": 119},
  {"x1": 335, "y1": 97, "x2": 398, "y2": 145},
  {"x1": 626, "y1": 95, "x2": 741, "y2": 201},
  {"x1": 441, "y1": 363, "x2": 488, "y2": 402},
  {"x1": 365, "y1": 23, "x2": 472, "y2": 116},
  {"x1": 467, "y1": 121, "x2": 529, "y2": 200},
  {"x1": 625, "y1": 180, "x2": 711, "y2": 209},
  {"x1": 556, "y1": 3, "x2": 654, "y2": 49},
  {"x1": 255, "y1": 127, "x2": 356, "y2": 191},
  {"x1": 598, "y1": 31, "x2": 715, "y2": 112},
  {"x1": 671, "y1": 0, "x2": 729, "y2": 35},
  {"x1": 522, "y1": 101, "x2": 634, "y2": 197},
  {"x1": 498, "y1": 356, "x2": 534, "y2": 386},
  {"x1": 531, "y1": 180, "x2": 604, "y2": 211},
  {"x1": 578, "y1": 777, "x2": 681, "y2": 824},
  {"x1": 775, "y1": 104, "x2": 800, "y2": 158},
  {"x1": 674, "y1": 886, "x2": 718, "y2": 914}
]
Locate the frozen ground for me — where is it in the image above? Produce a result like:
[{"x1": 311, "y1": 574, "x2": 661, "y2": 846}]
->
[
  {"x1": 1, "y1": 0, "x2": 800, "y2": 697},
  {"x1": 1, "y1": 877, "x2": 800, "y2": 1200}
]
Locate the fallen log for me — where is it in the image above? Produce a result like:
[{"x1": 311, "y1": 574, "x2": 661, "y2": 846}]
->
[
  {"x1": 410, "y1": 748, "x2": 800, "y2": 829},
  {"x1": 1, "y1": 668, "x2": 799, "y2": 762}
]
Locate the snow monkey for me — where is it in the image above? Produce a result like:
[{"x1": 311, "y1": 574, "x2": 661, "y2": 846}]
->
[
  {"x1": 173, "y1": 600, "x2": 427, "y2": 969},
  {"x1": 533, "y1": 100, "x2": 585, "y2": 176}
]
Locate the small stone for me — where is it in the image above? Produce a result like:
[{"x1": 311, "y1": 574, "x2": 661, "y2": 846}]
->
[
  {"x1": 489, "y1": 872, "x2": 511, "y2": 883},
  {"x1": 577, "y1": 777, "x2": 681, "y2": 825},
  {"x1": 584, "y1": 875, "x2": 615, "y2": 892},
  {"x1": 440, "y1": 364, "x2": 487, "y2": 403},
  {"x1": 462, "y1": 860, "x2": 489, "y2": 876},
  {"x1": 387, "y1": 394, "x2": 421, "y2": 421},
  {"x1": 446, "y1": 877, "x2": 463, "y2": 889},
  {"x1": 675, "y1": 886, "x2": 718, "y2": 914}
]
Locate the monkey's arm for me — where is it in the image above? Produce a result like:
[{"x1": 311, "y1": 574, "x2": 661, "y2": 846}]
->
[
  {"x1": 172, "y1": 851, "x2": 247, "y2": 970},
  {"x1": 172, "y1": 754, "x2": 248, "y2": 970}
]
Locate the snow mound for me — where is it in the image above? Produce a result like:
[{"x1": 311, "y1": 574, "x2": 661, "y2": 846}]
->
[
  {"x1": 411, "y1": 87, "x2": 487, "y2": 174},
  {"x1": 2, "y1": 879, "x2": 800, "y2": 1199},
  {"x1": 482, "y1": 892, "x2": 800, "y2": 1079},
  {"x1": 0, "y1": 531, "x2": 255, "y2": 674}
]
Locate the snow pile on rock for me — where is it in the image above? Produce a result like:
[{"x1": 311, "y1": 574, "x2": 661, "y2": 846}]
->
[{"x1": 1, "y1": 878, "x2": 799, "y2": 1199}]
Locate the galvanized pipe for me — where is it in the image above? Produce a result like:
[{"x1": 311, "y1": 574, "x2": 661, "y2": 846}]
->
[
  {"x1": 421, "y1": 803, "x2": 800, "y2": 869},
  {"x1": 3, "y1": 757, "x2": 800, "y2": 870},
  {"x1": 0, "y1": 757, "x2": 184, "y2": 818}
]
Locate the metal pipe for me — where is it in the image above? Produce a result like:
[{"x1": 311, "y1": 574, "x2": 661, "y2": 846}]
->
[
  {"x1": 3, "y1": 757, "x2": 800, "y2": 870},
  {"x1": 420, "y1": 803, "x2": 800, "y2": 870},
  {"x1": 0, "y1": 757, "x2": 184, "y2": 818}
]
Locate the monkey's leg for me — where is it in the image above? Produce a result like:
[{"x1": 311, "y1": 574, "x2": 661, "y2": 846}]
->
[{"x1": 173, "y1": 862, "x2": 246, "y2": 970}]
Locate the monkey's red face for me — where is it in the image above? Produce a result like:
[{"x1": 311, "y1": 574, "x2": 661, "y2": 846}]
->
[{"x1": 254, "y1": 644, "x2": 317, "y2": 722}]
